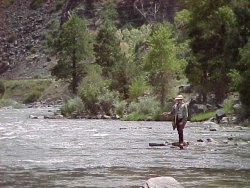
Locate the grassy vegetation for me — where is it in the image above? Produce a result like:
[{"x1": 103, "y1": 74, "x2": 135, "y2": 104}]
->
[
  {"x1": 0, "y1": 99, "x2": 24, "y2": 109},
  {"x1": 190, "y1": 95, "x2": 236, "y2": 122},
  {"x1": 123, "y1": 112, "x2": 150, "y2": 121},
  {"x1": 190, "y1": 111, "x2": 215, "y2": 122},
  {"x1": 3, "y1": 79, "x2": 52, "y2": 103}
]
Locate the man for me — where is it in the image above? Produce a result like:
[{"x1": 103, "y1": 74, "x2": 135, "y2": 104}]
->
[{"x1": 163, "y1": 95, "x2": 188, "y2": 149}]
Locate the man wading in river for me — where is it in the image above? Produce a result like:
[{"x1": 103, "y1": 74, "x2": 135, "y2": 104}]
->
[{"x1": 163, "y1": 95, "x2": 188, "y2": 149}]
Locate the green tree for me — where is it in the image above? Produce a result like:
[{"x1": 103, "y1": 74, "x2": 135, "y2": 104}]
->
[
  {"x1": 144, "y1": 24, "x2": 179, "y2": 105},
  {"x1": 184, "y1": 0, "x2": 239, "y2": 103},
  {"x1": 110, "y1": 52, "x2": 135, "y2": 99},
  {"x1": 79, "y1": 64, "x2": 119, "y2": 115},
  {"x1": 94, "y1": 0, "x2": 120, "y2": 78},
  {"x1": 128, "y1": 76, "x2": 150, "y2": 101},
  {"x1": 94, "y1": 24, "x2": 140, "y2": 99},
  {"x1": 99, "y1": 0, "x2": 119, "y2": 26},
  {"x1": 51, "y1": 13, "x2": 94, "y2": 95},
  {"x1": 118, "y1": 25, "x2": 152, "y2": 74},
  {"x1": 112, "y1": 25, "x2": 152, "y2": 99},
  {"x1": 237, "y1": 39, "x2": 250, "y2": 116},
  {"x1": 94, "y1": 24, "x2": 121, "y2": 77}
]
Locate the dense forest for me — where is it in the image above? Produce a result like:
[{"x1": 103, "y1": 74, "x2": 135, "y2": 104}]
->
[{"x1": 0, "y1": 0, "x2": 249, "y2": 124}]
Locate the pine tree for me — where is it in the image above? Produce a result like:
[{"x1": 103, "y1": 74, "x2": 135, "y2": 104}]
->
[{"x1": 51, "y1": 13, "x2": 94, "y2": 95}]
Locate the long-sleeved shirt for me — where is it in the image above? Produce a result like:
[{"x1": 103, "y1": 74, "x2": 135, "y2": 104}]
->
[{"x1": 171, "y1": 102, "x2": 188, "y2": 121}]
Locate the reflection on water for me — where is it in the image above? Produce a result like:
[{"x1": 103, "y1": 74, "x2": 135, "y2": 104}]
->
[{"x1": 0, "y1": 108, "x2": 250, "y2": 187}]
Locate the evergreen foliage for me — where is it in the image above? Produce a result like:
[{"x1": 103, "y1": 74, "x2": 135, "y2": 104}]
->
[
  {"x1": 94, "y1": 24, "x2": 121, "y2": 77},
  {"x1": 184, "y1": 0, "x2": 239, "y2": 103},
  {"x1": 99, "y1": 0, "x2": 119, "y2": 26},
  {"x1": 51, "y1": 13, "x2": 94, "y2": 95},
  {"x1": 41, "y1": 0, "x2": 249, "y2": 120},
  {"x1": 183, "y1": 0, "x2": 250, "y2": 104},
  {"x1": 238, "y1": 39, "x2": 250, "y2": 116}
]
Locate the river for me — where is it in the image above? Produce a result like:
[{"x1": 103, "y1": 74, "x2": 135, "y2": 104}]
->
[{"x1": 0, "y1": 108, "x2": 249, "y2": 187}]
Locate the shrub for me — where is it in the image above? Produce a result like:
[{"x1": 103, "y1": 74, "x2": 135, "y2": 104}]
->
[
  {"x1": 24, "y1": 88, "x2": 42, "y2": 104},
  {"x1": 0, "y1": 80, "x2": 5, "y2": 98},
  {"x1": 114, "y1": 100, "x2": 127, "y2": 117},
  {"x1": 125, "y1": 96, "x2": 160, "y2": 120},
  {"x1": 223, "y1": 96, "x2": 234, "y2": 114},
  {"x1": 60, "y1": 97, "x2": 85, "y2": 118},
  {"x1": 80, "y1": 84, "x2": 101, "y2": 115},
  {"x1": 128, "y1": 96, "x2": 160, "y2": 115},
  {"x1": 128, "y1": 76, "x2": 150, "y2": 101},
  {"x1": 79, "y1": 65, "x2": 110, "y2": 115},
  {"x1": 30, "y1": 47, "x2": 37, "y2": 54},
  {"x1": 98, "y1": 89, "x2": 119, "y2": 116}
]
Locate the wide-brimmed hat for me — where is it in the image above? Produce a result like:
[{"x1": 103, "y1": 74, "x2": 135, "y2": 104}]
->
[{"x1": 175, "y1": 95, "x2": 184, "y2": 100}]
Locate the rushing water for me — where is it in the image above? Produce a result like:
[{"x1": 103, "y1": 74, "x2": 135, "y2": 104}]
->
[{"x1": 0, "y1": 108, "x2": 249, "y2": 188}]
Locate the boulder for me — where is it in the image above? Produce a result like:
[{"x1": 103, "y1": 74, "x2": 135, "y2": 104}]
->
[
  {"x1": 29, "y1": 115, "x2": 38, "y2": 119},
  {"x1": 197, "y1": 139, "x2": 204, "y2": 142},
  {"x1": 190, "y1": 104, "x2": 208, "y2": 113},
  {"x1": 220, "y1": 117, "x2": 229, "y2": 124},
  {"x1": 207, "y1": 138, "x2": 215, "y2": 142},
  {"x1": 142, "y1": 177, "x2": 184, "y2": 188},
  {"x1": 215, "y1": 109, "x2": 226, "y2": 123}
]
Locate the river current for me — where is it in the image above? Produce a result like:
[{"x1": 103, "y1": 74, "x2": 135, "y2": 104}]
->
[{"x1": 0, "y1": 108, "x2": 249, "y2": 187}]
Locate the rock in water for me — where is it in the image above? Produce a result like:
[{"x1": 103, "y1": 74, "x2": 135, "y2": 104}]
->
[
  {"x1": 142, "y1": 176, "x2": 184, "y2": 188},
  {"x1": 149, "y1": 143, "x2": 166, "y2": 147}
]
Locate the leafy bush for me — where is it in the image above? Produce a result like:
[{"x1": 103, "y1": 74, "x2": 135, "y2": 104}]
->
[
  {"x1": 114, "y1": 100, "x2": 127, "y2": 117},
  {"x1": 60, "y1": 97, "x2": 85, "y2": 118},
  {"x1": 128, "y1": 76, "x2": 150, "y2": 101},
  {"x1": 24, "y1": 88, "x2": 42, "y2": 104},
  {"x1": 80, "y1": 84, "x2": 101, "y2": 115},
  {"x1": 79, "y1": 65, "x2": 110, "y2": 115},
  {"x1": 125, "y1": 96, "x2": 160, "y2": 120},
  {"x1": 0, "y1": 80, "x2": 5, "y2": 98},
  {"x1": 223, "y1": 95, "x2": 234, "y2": 114},
  {"x1": 98, "y1": 89, "x2": 119, "y2": 116},
  {"x1": 128, "y1": 96, "x2": 160, "y2": 114}
]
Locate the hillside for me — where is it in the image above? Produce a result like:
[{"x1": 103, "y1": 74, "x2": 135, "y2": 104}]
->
[{"x1": 0, "y1": 0, "x2": 180, "y2": 79}]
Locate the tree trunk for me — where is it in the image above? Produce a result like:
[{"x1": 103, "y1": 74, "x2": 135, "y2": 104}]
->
[{"x1": 72, "y1": 48, "x2": 77, "y2": 95}]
